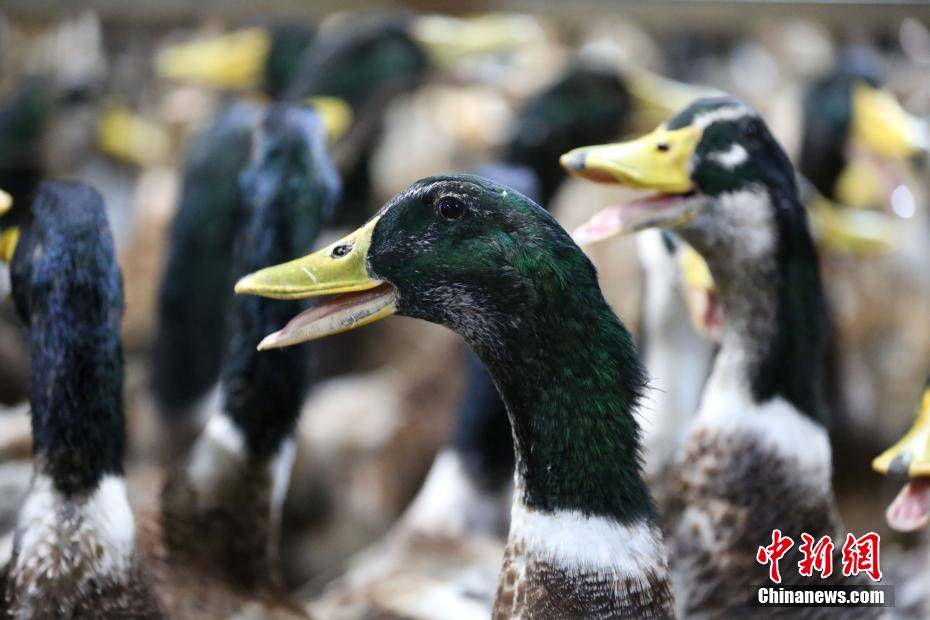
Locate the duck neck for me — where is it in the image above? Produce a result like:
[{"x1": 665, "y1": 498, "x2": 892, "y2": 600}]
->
[
  {"x1": 29, "y1": 301, "x2": 125, "y2": 497},
  {"x1": 471, "y1": 286, "x2": 654, "y2": 525},
  {"x1": 683, "y1": 186, "x2": 827, "y2": 421}
]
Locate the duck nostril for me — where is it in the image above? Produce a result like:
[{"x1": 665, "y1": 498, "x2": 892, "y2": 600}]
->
[
  {"x1": 331, "y1": 244, "x2": 352, "y2": 258},
  {"x1": 657, "y1": 142, "x2": 670, "y2": 152}
]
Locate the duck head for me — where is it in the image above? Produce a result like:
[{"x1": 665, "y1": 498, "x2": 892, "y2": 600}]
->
[
  {"x1": 236, "y1": 174, "x2": 587, "y2": 351},
  {"x1": 873, "y1": 377, "x2": 930, "y2": 532},
  {"x1": 562, "y1": 97, "x2": 799, "y2": 254},
  {"x1": 564, "y1": 97, "x2": 828, "y2": 420},
  {"x1": 801, "y1": 52, "x2": 928, "y2": 207}
]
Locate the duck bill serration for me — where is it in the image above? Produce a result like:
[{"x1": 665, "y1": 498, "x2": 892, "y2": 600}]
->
[
  {"x1": 234, "y1": 214, "x2": 397, "y2": 349},
  {"x1": 560, "y1": 123, "x2": 706, "y2": 245}
]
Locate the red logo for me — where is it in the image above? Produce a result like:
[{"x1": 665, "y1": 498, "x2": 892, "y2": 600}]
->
[
  {"x1": 757, "y1": 531, "x2": 882, "y2": 583},
  {"x1": 756, "y1": 529, "x2": 794, "y2": 584},
  {"x1": 797, "y1": 533, "x2": 835, "y2": 578},
  {"x1": 841, "y1": 533, "x2": 882, "y2": 581}
]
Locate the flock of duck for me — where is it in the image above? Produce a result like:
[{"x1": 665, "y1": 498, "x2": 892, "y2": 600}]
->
[{"x1": 0, "y1": 11, "x2": 928, "y2": 620}]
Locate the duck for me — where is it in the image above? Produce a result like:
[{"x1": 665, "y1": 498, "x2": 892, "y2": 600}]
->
[
  {"x1": 236, "y1": 173, "x2": 676, "y2": 618},
  {"x1": 158, "y1": 102, "x2": 340, "y2": 605},
  {"x1": 799, "y1": 50, "x2": 928, "y2": 211},
  {"x1": 562, "y1": 97, "x2": 880, "y2": 617},
  {"x1": 305, "y1": 64, "x2": 680, "y2": 615},
  {"x1": 873, "y1": 376, "x2": 930, "y2": 533},
  {"x1": 149, "y1": 100, "x2": 262, "y2": 450},
  {"x1": 0, "y1": 181, "x2": 164, "y2": 619}
]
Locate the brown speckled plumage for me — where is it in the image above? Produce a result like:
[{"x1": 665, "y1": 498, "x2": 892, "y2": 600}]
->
[
  {"x1": 671, "y1": 428, "x2": 879, "y2": 619},
  {"x1": 492, "y1": 540, "x2": 675, "y2": 619},
  {"x1": 160, "y1": 462, "x2": 286, "y2": 595}
]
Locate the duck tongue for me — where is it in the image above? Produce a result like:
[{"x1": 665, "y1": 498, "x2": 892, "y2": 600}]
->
[{"x1": 886, "y1": 478, "x2": 930, "y2": 533}]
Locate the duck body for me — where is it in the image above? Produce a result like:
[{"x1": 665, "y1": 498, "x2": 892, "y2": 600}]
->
[
  {"x1": 1, "y1": 181, "x2": 163, "y2": 619},
  {"x1": 236, "y1": 174, "x2": 676, "y2": 618},
  {"x1": 160, "y1": 103, "x2": 339, "y2": 598}
]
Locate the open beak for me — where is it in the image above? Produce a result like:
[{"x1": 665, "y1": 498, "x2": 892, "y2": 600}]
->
[
  {"x1": 561, "y1": 123, "x2": 703, "y2": 244},
  {"x1": 411, "y1": 13, "x2": 542, "y2": 69},
  {"x1": 234, "y1": 216, "x2": 396, "y2": 349},
  {"x1": 873, "y1": 385, "x2": 930, "y2": 479},
  {"x1": 0, "y1": 190, "x2": 18, "y2": 264},
  {"x1": 852, "y1": 83, "x2": 929, "y2": 160},
  {"x1": 157, "y1": 27, "x2": 271, "y2": 90}
]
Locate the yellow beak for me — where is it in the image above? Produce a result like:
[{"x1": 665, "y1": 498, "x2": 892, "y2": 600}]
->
[
  {"x1": 0, "y1": 190, "x2": 16, "y2": 264},
  {"x1": 303, "y1": 96, "x2": 353, "y2": 143},
  {"x1": 97, "y1": 104, "x2": 171, "y2": 167},
  {"x1": 235, "y1": 216, "x2": 396, "y2": 349},
  {"x1": 157, "y1": 27, "x2": 271, "y2": 91},
  {"x1": 807, "y1": 193, "x2": 901, "y2": 256},
  {"x1": 0, "y1": 228, "x2": 19, "y2": 264},
  {"x1": 873, "y1": 386, "x2": 930, "y2": 478},
  {"x1": 411, "y1": 13, "x2": 542, "y2": 69},
  {"x1": 560, "y1": 124, "x2": 700, "y2": 193},
  {"x1": 852, "y1": 83, "x2": 929, "y2": 160}
]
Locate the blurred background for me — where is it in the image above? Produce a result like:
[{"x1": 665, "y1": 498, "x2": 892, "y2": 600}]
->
[{"x1": 0, "y1": 0, "x2": 927, "y2": 611}]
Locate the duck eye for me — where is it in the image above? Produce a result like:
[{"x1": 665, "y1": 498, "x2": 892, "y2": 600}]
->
[
  {"x1": 437, "y1": 196, "x2": 466, "y2": 221},
  {"x1": 742, "y1": 121, "x2": 760, "y2": 138},
  {"x1": 656, "y1": 142, "x2": 670, "y2": 152},
  {"x1": 331, "y1": 244, "x2": 352, "y2": 258}
]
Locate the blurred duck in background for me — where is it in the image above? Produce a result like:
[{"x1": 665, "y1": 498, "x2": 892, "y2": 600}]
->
[
  {"x1": 0, "y1": 182, "x2": 164, "y2": 619},
  {"x1": 148, "y1": 101, "x2": 261, "y2": 450},
  {"x1": 158, "y1": 104, "x2": 339, "y2": 614},
  {"x1": 563, "y1": 97, "x2": 879, "y2": 617},
  {"x1": 160, "y1": 13, "x2": 534, "y2": 228},
  {"x1": 148, "y1": 13, "x2": 524, "y2": 446},
  {"x1": 801, "y1": 50, "x2": 928, "y2": 214}
]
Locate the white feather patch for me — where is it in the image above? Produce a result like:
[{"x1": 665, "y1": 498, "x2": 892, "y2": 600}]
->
[
  {"x1": 694, "y1": 105, "x2": 753, "y2": 129},
  {"x1": 709, "y1": 143, "x2": 749, "y2": 170},
  {"x1": 715, "y1": 188, "x2": 776, "y2": 259},
  {"x1": 696, "y1": 369, "x2": 832, "y2": 494},
  {"x1": 11, "y1": 474, "x2": 136, "y2": 585},
  {"x1": 509, "y1": 497, "x2": 669, "y2": 578}
]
